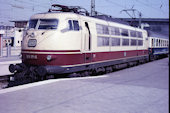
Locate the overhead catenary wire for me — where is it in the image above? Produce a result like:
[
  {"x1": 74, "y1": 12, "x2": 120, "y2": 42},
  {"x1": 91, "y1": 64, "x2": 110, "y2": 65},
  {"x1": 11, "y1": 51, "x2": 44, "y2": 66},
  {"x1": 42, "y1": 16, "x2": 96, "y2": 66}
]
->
[
  {"x1": 14, "y1": 0, "x2": 50, "y2": 8},
  {"x1": 135, "y1": 0, "x2": 167, "y2": 14},
  {"x1": 104, "y1": 0, "x2": 168, "y2": 18},
  {"x1": 0, "y1": 0, "x2": 168, "y2": 25},
  {"x1": 0, "y1": 0, "x2": 49, "y2": 11},
  {"x1": 0, "y1": 0, "x2": 49, "y2": 24}
]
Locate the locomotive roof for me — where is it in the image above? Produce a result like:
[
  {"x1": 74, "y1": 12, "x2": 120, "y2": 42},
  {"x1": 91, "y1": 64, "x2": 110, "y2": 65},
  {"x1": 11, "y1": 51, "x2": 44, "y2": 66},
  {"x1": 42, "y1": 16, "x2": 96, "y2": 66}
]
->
[
  {"x1": 31, "y1": 12, "x2": 144, "y2": 31},
  {"x1": 33, "y1": 12, "x2": 128, "y2": 24}
]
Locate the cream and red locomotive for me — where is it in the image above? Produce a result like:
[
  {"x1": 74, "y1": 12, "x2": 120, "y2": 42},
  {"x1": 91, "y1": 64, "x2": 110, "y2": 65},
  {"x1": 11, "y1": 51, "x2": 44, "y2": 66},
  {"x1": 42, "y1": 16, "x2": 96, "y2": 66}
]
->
[{"x1": 9, "y1": 5, "x2": 169, "y2": 84}]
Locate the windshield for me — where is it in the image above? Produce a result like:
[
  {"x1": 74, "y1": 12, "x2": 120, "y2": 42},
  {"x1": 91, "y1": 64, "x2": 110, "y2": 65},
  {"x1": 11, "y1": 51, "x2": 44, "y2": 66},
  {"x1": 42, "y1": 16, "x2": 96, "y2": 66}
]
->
[
  {"x1": 29, "y1": 19, "x2": 38, "y2": 29},
  {"x1": 28, "y1": 19, "x2": 58, "y2": 30}
]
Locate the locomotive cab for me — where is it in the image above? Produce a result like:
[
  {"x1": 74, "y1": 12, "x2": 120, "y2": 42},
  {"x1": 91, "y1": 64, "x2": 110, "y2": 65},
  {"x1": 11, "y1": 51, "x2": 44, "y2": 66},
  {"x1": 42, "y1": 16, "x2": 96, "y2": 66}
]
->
[
  {"x1": 22, "y1": 13, "x2": 84, "y2": 66},
  {"x1": 23, "y1": 13, "x2": 82, "y2": 52}
]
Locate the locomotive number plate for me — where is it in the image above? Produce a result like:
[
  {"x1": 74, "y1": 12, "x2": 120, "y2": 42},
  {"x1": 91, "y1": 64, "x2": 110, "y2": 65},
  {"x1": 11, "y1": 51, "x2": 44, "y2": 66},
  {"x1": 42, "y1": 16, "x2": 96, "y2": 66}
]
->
[{"x1": 28, "y1": 39, "x2": 37, "y2": 47}]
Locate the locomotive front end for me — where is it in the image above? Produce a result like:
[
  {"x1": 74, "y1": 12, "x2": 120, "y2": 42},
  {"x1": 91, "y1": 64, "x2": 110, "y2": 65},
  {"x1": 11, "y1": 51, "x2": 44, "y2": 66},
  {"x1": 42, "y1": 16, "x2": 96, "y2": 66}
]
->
[
  {"x1": 8, "y1": 13, "x2": 64, "y2": 83},
  {"x1": 9, "y1": 12, "x2": 82, "y2": 84},
  {"x1": 22, "y1": 17, "x2": 59, "y2": 66}
]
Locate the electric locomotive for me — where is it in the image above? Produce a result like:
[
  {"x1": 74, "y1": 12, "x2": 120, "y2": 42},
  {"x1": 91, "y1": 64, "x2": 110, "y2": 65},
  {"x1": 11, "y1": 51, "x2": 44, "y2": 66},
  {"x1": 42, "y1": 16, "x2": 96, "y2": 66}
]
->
[{"x1": 8, "y1": 4, "x2": 168, "y2": 84}]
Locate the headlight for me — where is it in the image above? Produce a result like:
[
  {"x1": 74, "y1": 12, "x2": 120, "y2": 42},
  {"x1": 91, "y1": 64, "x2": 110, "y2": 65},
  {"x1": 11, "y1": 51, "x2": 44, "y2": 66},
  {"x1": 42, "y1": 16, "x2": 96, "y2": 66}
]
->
[
  {"x1": 28, "y1": 32, "x2": 36, "y2": 38},
  {"x1": 47, "y1": 55, "x2": 52, "y2": 61},
  {"x1": 30, "y1": 32, "x2": 35, "y2": 38}
]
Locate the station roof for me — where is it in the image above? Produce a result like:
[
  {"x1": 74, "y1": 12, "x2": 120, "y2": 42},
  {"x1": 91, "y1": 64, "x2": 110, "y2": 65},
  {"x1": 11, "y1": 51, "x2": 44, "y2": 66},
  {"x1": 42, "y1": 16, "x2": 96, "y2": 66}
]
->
[
  {"x1": 94, "y1": 15, "x2": 129, "y2": 25},
  {"x1": 10, "y1": 20, "x2": 28, "y2": 22},
  {"x1": 118, "y1": 18, "x2": 169, "y2": 23},
  {"x1": 148, "y1": 30, "x2": 169, "y2": 39}
]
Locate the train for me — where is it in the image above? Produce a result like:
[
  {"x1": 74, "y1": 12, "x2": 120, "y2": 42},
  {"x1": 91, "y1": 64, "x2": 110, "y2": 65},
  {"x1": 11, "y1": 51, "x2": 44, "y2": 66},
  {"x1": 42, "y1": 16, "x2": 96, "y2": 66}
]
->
[{"x1": 8, "y1": 4, "x2": 169, "y2": 84}]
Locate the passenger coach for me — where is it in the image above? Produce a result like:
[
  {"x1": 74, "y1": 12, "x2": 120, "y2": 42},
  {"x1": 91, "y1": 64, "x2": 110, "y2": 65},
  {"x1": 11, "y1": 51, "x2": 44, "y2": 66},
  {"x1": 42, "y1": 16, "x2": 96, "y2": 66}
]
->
[{"x1": 148, "y1": 37, "x2": 169, "y2": 60}]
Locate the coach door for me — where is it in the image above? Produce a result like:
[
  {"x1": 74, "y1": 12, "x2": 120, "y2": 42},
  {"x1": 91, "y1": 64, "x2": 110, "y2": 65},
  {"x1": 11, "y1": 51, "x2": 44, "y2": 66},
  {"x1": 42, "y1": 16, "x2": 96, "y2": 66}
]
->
[{"x1": 84, "y1": 21, "x2": 92, "y2": 63}]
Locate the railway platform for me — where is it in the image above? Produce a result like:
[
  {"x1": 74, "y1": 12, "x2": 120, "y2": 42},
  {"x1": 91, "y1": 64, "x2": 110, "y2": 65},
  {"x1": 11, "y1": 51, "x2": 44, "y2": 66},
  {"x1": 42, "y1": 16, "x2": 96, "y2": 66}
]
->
[
  {"x1": 0, "y1": 58, "x2": 169, "y2": 113},
  {"x1": 0, "y1": 56, "x2": 21, "y2": 76}
]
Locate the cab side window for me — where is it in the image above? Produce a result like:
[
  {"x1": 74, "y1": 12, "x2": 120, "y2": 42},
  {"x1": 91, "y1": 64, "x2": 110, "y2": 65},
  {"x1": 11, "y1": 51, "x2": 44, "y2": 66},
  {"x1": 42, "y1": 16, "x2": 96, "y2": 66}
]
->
[
  {"x1": 68, "y1": 20, "x2": 73, "y2": 30},
  {"x1": 68, "y1": 20, "x2": 79, "y2": 31}
]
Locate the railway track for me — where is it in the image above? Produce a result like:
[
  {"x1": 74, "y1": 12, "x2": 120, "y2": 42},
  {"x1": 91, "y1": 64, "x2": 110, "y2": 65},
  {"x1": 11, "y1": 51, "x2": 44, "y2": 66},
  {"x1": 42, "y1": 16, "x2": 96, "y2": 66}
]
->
[
  {"x1": 0, "y1": 75, "x2": 9, "y2": 89},
  {"x1": 0, "y1": 56, "x2": 167, "y2": 90},
  {"x1": 0, "y1": 60, "x2": 139, "y2": 89}
]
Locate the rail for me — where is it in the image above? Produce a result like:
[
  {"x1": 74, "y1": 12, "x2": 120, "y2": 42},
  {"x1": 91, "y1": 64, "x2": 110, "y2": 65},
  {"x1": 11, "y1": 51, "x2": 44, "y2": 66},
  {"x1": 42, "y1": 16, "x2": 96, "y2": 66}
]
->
[{"x1": 0, "y1": 75, "x2": 9, "y2": 89}]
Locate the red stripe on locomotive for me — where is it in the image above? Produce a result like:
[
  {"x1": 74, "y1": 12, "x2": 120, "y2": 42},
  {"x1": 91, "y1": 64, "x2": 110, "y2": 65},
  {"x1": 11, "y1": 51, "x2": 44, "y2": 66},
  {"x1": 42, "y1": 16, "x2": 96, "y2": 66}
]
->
[{"x1": 22, "y1": 50, "x2": 148, "y2": 66}]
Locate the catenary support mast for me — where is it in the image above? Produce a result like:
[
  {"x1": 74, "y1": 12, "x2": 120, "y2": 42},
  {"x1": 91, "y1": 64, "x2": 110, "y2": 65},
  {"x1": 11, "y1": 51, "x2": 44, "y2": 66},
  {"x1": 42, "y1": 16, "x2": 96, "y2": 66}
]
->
[{"x1": 91, "y1": 0, "x2": 95, "y2": 16}]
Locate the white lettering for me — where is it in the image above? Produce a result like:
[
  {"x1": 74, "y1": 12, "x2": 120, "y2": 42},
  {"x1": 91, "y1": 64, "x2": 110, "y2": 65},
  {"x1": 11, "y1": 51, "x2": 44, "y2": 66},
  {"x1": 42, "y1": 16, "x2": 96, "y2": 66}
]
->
[{"x1": 26, "y1": 55, "x2": 37, "y2": 59}]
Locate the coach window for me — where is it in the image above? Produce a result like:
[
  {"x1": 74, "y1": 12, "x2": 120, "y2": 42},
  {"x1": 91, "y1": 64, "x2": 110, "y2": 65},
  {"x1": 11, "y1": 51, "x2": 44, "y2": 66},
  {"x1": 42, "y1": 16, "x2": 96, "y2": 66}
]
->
[
  {"x1": 112, "y1": 38, "x2": 120, "y2": 46},
  {"x1": 130, "y1": 30, "x2": 137, "y2": 37},
  {"x1": 110, "y1": 27, "x2": 120, "y2": 36},
  {"x1": 115, "y1": 27, "x2": 120, "y2": 35},
  {"x1": 161, "y1": 40, "x2": 163, "y2": 46},
  {"x1": 121, "y1": 29, "x2": 129, "y2": 36},
  {"x1": 164, "y1": 40, "x2": 166, "y2": 46},
  {"x1": 156, "y1": 39, "x2": 158, "y2": 46},
  {"x1": 122, "y1": 38, "x2": 129, "y2": 46},
  {"x1": 165, "y1": 40, "x2": 167, "y2": 46},
  {"x1": 138, "y1": 40, "x2": 143, "y2": 46},
  {"x1": 103, "y1": 25, "x2": 109, "y2": 34},
  {"x1": 137, "y1": 32, "x2": 143, "y2": 38},
  {"x1": 163, "y1": 40, "x2": 165, "y2": 46},
  {"x1": 96, "y1": 24, "x2": 109, "y2": 35},
  {"x1": 151, "y1": 39, "x2": 154, "y2": 47},
  {"x1": 68, "y1": 20, "x2": 79, "y2": 31},
  {"x1": 131, "y1": 39, "x2": 137, "y2": 46},
  {"x1": 98, "y1": 36, "x2": 109, "y2": 46},
  {"x1": 167, "y1": 41, "x2": 169, "y2": 46},
  {"x1": 163, "y1": 40, "x2": 164, "y2": 46},
  {"x1": 165, "y1": 41, "x2": 167, "y2": 46},
  {"x1": 159, "y1": 40, "x2": 161, "y2": 46},
  {"x1": 96, "y1": 24, "x2": 103, "y2": 34}
]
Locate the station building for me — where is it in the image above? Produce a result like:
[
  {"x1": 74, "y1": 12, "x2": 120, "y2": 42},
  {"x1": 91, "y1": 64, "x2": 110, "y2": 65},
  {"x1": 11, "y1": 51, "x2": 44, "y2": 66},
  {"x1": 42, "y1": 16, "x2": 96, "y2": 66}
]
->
[
  {"x1": 10, "y1": 20, "x2": 28, "y2": 47},
  {"x1": 0, "y1": 26, "x2": 14, "y2": 47},
  {"x1": 0, "y1": 20, "x2": 27, "y2": 48}
]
